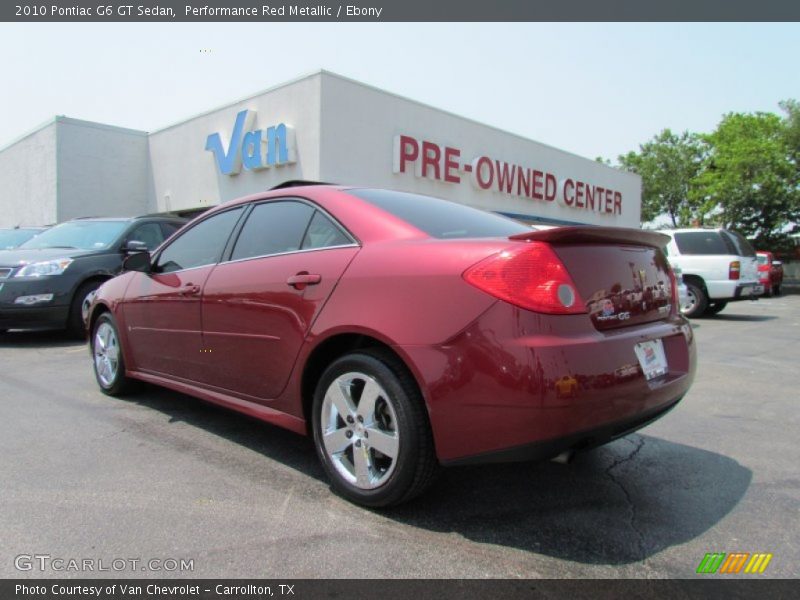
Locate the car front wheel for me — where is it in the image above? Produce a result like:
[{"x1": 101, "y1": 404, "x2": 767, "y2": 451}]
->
[
  {"x1": 91, "y1": 312, "x2": 139, "y2": 396},
  {"x1": 312, "y1": 351, "x2": 438, "y2": 507},
  {"x1": 69, "y1": 280, "x2": 104, "y2": 338}
]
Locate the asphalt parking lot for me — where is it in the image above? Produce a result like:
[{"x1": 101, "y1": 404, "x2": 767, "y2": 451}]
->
[{"x1": 1, "y1": 295, "x2": 798, "y2": 579}]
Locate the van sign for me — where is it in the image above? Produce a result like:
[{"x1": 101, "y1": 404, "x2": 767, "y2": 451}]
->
[{"x1": 206, "y1": 109, "x2": 296, "y2": 176}]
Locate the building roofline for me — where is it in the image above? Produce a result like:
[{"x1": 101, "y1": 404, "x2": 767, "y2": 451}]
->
[
  {"x1": 149, "y1": 68, "x2": 636, "y2": 180},
  {"x1": 55, "y1": 116, "x2": 148, "y2": 137},
  {"x1": 149, "y1": 69, "x2": 326, "y2": 135},
  {"x1": 0, "y1": 116, "x2": 58, "y2": 153},
  {"x1": 0, "y1": 115, "x2": 148, "y2": 154},
  {"x1": 317, "y1": 70, "x2": 637, "y2": 179}
]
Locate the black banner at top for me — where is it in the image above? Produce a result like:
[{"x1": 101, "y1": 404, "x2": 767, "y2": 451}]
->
[{"x1": 3, "y1": 0, "x2": 800, "y2": 22}]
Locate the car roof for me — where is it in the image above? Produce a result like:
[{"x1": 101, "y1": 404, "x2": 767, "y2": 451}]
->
[
  {"x1": 65, "y1": 215, "x2": 186, "y2": 223},
  {"x1": 657, "y1": 228, "x2": 725, "y2": 234}
]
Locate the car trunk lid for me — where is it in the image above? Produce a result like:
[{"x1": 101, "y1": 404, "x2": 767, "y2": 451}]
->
[{"x1": 510, "y1": 227, "x2": 676, "y2": 330}]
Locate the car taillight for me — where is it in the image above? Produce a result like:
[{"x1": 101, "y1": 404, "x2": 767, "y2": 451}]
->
[
  {"x1": 729, "y1": 261, "x2": 740, "y2": 280},
  {"x1": 463, "y1": 241, "x2": 586, "y2": 314},
  {"x1": 668, "y1": 266, "x2": 679, "y2": 308}
]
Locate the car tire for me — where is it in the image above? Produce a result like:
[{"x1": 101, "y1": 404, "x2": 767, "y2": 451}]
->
[
  {"x1": 681, "y1": 281, "x2": 708, "y2": 318},
  {"x1": 91, "y1": 312, "x2": 139, "y2": 396},
  {"x1": 69, "y1": 280, "x2": 104, "y2": 338},
  {"x1": 704, "y1": 301, "x2": 728, "y2": 316},
  {"x1": 312, "y1": 350, "x2": 439, "y2": 507}
]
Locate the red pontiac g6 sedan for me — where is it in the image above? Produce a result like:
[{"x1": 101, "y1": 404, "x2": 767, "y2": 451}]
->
[{"x1": 88, "y1": 185, "x2": 696, "y2": 507}]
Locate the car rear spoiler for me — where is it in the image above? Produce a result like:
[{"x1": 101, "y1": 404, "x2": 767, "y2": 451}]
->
[{"x1": 510, "y1": 226, "x2": 670, "y2": 249}]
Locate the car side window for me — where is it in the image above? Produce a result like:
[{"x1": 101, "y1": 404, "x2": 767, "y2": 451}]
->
[
  {"x1": 160, "y1": 222, "x2": 182, "y2": 239},
  {"x1": 230, "y1": 201, "x2": 315, "y2": 261},
  {"x1": 156, "y1": 208, "x2": 244, "y2": 273},
  {"x1": 301, "y1": 211, "x2": 352, "y2": 250},
  {"x1": 127, "y1": 223, "x2": 166, "y2": 251}
]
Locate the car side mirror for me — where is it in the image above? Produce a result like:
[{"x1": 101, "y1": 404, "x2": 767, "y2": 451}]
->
[
  {"x1": 123, "y1": 251, "x2": 152, "y2": 273},
  {"x1": 123, "y1": 240, "x2": 148, "y2": 254}
]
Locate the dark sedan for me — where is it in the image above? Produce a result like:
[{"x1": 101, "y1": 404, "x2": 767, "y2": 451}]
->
[
  {"x1": 88, "y1": 185, "x2": 696, "y2": 507},
  {"x1": 0, "y1": 216, "x2": 185, "y2": 336}
]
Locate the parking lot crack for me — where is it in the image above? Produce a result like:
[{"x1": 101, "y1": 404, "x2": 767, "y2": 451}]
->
[{"x1": 605, "y1": 435, "x2": 649, "y2": 566}]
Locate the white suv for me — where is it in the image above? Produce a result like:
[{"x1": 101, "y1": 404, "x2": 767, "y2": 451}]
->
[{"x1": 658, "y1": 228, "x2": 762, "y2": 318}]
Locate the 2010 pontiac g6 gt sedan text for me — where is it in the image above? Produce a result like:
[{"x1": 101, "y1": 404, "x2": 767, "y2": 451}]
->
[{"x1": 88, "y1": 185, "x2": 696, "y2": 507}]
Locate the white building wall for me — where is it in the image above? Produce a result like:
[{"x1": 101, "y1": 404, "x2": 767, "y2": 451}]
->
[
  {"x1": 318, "y1": 72, "x2": 641, "y2": 227},
  {"x1": 56, "y1": 118, "x2": 151, "y2": 221},
  {"x1": 148, "y1": 72, "x2": 323, "y2": 212},
  {"x1": 0, "y1": 122, "x2": 58, "y2": 227}
]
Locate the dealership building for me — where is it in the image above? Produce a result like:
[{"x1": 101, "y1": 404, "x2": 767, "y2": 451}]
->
[{"x1": 0, "y1": 70, "x2": 641, "y2": 229}]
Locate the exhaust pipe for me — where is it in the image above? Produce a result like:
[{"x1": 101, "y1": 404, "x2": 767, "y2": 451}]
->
[{"x1": 551, "y1": 451, "x2": 574, "y2": 465}]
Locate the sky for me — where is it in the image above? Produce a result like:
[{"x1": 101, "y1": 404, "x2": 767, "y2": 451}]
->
[{"x1": 1, "y1": 22, "x2": 799, "y2": 162}]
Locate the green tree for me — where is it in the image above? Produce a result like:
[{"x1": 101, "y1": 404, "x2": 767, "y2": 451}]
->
[
  {"x1": 616, "y1": 129, "x2": 705, "y2": 226},
  {"x1": 693, "y1": 110, "x2": 799, "y2": 248},
  {"x1": 779, "y1": 99, "x2": 800, "y2": 187}
]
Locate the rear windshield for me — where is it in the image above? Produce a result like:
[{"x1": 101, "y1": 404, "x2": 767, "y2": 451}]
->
[
  {"x1": 674, "y1": 231, "x2": 736, "y2": 255},
  {"x1": 349, "y1": 188, "x2": 530, "y2": 239},
  {"x1": 723, "y1": 230, "x2": 756, "y2": 257}
]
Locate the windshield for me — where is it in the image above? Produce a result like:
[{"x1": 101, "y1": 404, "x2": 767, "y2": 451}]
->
[
  {"x1": 0, "y1": 229, "x2": 41, "y2": 250},
  {"x1": 19, "y1": 221, "x2": 128, "y2": 250}
]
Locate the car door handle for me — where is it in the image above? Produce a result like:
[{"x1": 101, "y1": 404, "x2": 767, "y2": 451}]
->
[
  {"x1": 179, "y1": 284, "x2": 201, "y2": 296},
  {"x1": 287, "y1": 272, "x2": 321, "y2": 290}
]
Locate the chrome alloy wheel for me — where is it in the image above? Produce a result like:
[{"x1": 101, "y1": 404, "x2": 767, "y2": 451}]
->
[
  {"x1": 682, "y1": 287, "x2": 698, "y2": 315},
  {"x1": 93, "y1": 321, "x2": 120, "y2": 387},
  {"x1": 321, "y1": 372, "x2": 400, "y2": 490}
]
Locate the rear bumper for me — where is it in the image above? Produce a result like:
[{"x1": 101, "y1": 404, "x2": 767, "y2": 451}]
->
[
  {"x1": 707, "y1": 280, "x2": 763, "y2": 301},
  {"x1": 399, "y1": 302, "x2": 696, "y2": 463},
  {"x1": 442, "y1": 395, "x2": 683, "y2": 466}
]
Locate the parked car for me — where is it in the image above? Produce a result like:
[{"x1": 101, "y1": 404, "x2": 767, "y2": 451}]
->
[
  {"x1": 658, "y1": 228, "x2": 761, "y2": 318},
  {"x1": 88, "y1": 185, "x2": 696, "y2": 507},
  {"x1": 0, "y1": 216, "x2": 185, "y2": 336},
  {"x1": 757, "y1": 251, "x2": 783, "y2": 296},
  {"x1": 0, "y1": 226, "x2": 48, "y2": 250}
]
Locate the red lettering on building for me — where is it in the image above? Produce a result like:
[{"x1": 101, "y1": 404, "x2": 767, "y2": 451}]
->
[
  {"x1": 473, "y1": 156, "x2": 493, "y2": 190},
  {"x1": 495, "y1": 161, "x2": 516, "y2": 194},
  {"x1": 563, "y1": 179, "x2": 575, "y2": 206},
  {"x1": 517, "y1": 168, "x2": 531, "y2": 197},
  {"x1": 421, "y1": 141, "x2": 441, "y2": 180},
  {"x1": 394, "y1": 135, "x2": 418, "y2": 174},
  {"x1": 393, "y1": 134, "x2": 625, "y2": 218},
  {"x1": 444, "y1": 147, "x2": 461, "y2": 184},
  {"x1": 545, "y1": 173, "x2": 556, "y2": 201},
  {"x1": 532, "y1": 170, "x2": 544, "y2": 200}
]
